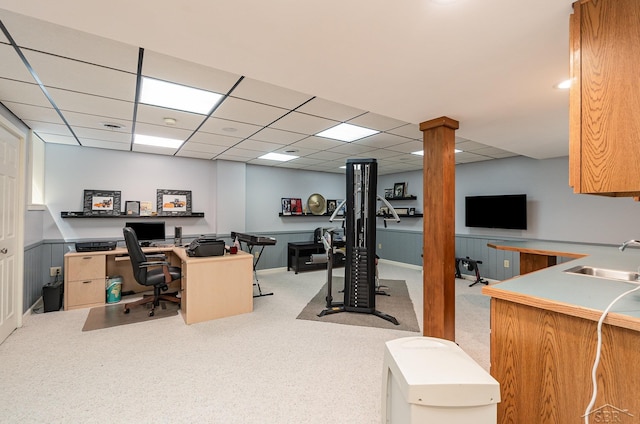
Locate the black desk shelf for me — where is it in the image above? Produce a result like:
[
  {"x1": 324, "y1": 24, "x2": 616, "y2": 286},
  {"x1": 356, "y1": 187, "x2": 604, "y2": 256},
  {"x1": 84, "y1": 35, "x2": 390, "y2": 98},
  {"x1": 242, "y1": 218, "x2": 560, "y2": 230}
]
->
[
  {"x1": 61, "y1": 212, "x2": 205, "y2": 218},
  {"x1": 383, "y1": 195, "x2": 417, "y2": 201},
  {"x1": 278, "y1": 213, "x2": 342, "y2": 218}
]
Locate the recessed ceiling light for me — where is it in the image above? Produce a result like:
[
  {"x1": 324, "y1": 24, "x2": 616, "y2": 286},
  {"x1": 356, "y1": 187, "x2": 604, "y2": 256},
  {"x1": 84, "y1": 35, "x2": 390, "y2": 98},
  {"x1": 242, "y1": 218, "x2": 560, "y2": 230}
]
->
[
  {"x1": 285, "y1": 149, "x2": 299, "y2": 153},
  {"x1": 140, "y1": 77, "x2": 224, "y2": 114},
  {"x1": 163, "y1": 117, "x2": 177, "y2": 126},
  {"x1": 222, "y1": 127, "x2": 237, "y2": 132},
  {"x1": 134, "y1": 134, "x2": 183, "y2": 149},
  {"x1": 411, "y1": 149, "x2": 462, "y2": 156},
  {"x1": 316, "y1": 123, "x2": 379, "y2": 142},
  {"x1": 259, "y1": 152, "x2": 299, "y2": 162},
  {"x1": 555, "y1": 79, "x2": 572, "y2": 89}
]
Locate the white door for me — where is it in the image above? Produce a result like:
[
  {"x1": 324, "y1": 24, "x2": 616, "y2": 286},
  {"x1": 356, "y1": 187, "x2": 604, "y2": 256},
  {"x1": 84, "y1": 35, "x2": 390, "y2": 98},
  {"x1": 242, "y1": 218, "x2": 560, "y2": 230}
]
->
[{"x1": 0, "y1": 124, "x2": 21, "y2": 344}]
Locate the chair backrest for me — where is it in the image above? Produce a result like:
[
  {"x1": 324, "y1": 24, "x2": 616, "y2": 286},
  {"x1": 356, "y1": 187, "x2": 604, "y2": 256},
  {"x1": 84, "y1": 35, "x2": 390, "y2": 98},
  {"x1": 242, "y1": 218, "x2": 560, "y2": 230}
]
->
[{"x1": 123, "y1": 227, "x2": 147, "y2": 285}]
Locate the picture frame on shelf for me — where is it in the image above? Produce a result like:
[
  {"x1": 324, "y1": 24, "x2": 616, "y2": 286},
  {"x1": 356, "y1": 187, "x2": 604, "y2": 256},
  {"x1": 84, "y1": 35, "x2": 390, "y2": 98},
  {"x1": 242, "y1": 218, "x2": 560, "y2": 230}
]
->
[
  {"x1": 83, "y1": 189, "x2": 121, "y2": 216},
  {"x1": 291, "y1": 198, "x2": 303, "y2": 215},
  {"x1": 327, "y1": 199, "x2": 337, "y2": 215},
  {"x1": 281, "y1": 198, "x2": 291, "y2": 215},
  {"x1": 140, "y1": 201, "x2": 153, "y2": 216},
  {"x1": 409, "y1": 207, "x2": 416, "y2": 216},
  {"x1": 125, "y1": 200, "x2": 140, "y2": 216},
  {"x1": 393, "y1": 182, "x2": 406, "y2": 198},
  {"x1": 384, "y1": 189, "x2": 393, "y2": 199},
  {"x1": 157, "y1": 189, "x2": 192, "y2": 216}
]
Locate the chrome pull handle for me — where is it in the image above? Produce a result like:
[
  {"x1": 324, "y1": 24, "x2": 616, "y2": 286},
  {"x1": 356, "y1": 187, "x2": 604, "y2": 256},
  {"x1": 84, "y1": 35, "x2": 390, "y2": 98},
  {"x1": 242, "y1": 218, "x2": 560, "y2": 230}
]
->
[{"x1": 0, "y1": 248, "x2": 7, "y2": 254}]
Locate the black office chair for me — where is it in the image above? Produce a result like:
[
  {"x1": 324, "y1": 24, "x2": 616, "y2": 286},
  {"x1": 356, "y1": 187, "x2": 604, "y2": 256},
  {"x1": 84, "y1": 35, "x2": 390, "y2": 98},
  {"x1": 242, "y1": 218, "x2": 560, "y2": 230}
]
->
[{"x1": 122, "y1": 226, "x2": 182, "y2": 316}]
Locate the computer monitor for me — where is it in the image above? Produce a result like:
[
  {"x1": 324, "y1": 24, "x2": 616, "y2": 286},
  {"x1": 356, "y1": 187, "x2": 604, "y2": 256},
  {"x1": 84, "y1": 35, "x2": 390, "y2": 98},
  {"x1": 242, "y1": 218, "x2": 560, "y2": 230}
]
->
[{"x1": 125, "y1": 221, "x2": 166, "y2": 246}]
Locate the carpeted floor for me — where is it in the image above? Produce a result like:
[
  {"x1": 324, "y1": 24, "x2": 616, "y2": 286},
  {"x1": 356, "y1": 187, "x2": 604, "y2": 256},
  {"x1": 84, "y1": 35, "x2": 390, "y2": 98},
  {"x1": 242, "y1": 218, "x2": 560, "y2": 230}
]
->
[{"x1": 296, "y1": 278, "x2": 420, "y2": 332}]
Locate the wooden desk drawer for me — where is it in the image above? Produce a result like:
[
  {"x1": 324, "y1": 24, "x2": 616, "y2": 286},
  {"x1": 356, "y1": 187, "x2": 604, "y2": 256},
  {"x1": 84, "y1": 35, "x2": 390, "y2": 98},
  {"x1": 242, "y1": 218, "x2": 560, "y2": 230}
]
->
[
  {"x1": 66, "y1": 255, "x2": 106, "y2": 280},
  {"x1": 66, "y1": 278, "x2": 105, "y2": 309}
]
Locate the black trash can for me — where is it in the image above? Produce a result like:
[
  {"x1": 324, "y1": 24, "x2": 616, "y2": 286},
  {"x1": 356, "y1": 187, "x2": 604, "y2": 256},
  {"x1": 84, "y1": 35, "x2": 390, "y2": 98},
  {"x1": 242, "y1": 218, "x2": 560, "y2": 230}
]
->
[{"x1": 43, "y1": 278, "x2": 64, "y2": 312}]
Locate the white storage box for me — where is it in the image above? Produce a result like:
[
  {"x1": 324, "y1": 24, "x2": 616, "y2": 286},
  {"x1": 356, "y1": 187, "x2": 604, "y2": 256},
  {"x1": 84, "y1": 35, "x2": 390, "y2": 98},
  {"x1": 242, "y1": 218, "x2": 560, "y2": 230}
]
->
[{"x1": 382, "y1": 336, "x2": 500, "y2": 424}]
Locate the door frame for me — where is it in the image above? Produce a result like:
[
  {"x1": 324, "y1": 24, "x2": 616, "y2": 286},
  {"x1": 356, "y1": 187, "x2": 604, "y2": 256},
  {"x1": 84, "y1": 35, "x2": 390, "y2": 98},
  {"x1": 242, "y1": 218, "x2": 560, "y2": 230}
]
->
[{"x1": 0, "y1": 113, "x2": 25, "y2": 334}]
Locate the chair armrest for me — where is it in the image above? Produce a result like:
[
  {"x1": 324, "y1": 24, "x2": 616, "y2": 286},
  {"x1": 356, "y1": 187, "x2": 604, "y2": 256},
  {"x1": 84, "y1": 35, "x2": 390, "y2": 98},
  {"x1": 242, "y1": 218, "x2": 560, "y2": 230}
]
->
[
  {"x1": 139, "y1": 260, "x2": 170, "y2": 268},
  {"x1": 145, "y1": 253, "x2": 167, "y2": 261}
]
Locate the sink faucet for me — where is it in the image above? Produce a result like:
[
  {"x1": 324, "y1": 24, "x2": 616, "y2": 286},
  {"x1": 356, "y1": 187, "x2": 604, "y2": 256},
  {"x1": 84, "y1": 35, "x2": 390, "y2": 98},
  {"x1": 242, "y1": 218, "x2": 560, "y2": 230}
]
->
[{"x1": 619, "y1": 239, "x2": 640, "y2": 251}]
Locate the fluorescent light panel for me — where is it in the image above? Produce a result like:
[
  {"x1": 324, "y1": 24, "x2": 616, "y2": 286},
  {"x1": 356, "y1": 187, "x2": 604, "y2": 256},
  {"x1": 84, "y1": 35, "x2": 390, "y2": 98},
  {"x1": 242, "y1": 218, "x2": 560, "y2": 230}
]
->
[
  {"x1": 411, "y1": 149, "x2": 462, "y2": 155},
  {"x1": 316, "y1": 123, "x2": 379, "y2": 142},
  {"x1": 140, "y1": 77, "x2": 224, "y2": 114},
  {"x1": 259, "y1": 152, "x2": 299, "y2": 162},
  {"x1": 134, "y1": 134, "x2": 183, "y2": 149}
]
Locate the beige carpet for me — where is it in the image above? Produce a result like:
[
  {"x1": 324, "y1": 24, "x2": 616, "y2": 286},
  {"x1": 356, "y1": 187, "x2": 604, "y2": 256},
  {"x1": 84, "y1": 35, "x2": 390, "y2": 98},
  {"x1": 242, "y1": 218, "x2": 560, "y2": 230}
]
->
[
  {"x1": 82, "y1": 298, "x2": 179, "y2": 331},
  {"x1": 296, "y1": 277, "x2": 420, "y2": 332}
]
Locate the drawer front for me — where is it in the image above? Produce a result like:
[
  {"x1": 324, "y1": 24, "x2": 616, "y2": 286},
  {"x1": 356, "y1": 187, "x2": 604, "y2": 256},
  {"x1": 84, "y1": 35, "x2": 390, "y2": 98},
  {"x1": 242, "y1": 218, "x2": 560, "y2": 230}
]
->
[
  {"x1": 66, "y1": 255, "x2": 106, "y2": 281},
  {"x1": 66, "y1": 278, "x2": 105, "y2": 308}
]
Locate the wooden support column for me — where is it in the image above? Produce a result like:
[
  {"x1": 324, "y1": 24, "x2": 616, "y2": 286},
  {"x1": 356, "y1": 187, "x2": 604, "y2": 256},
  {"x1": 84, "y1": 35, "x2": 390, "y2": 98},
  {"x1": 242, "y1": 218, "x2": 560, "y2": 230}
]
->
[{"x1": 420, "y1": 116, "x2": 459, "y2": 341}]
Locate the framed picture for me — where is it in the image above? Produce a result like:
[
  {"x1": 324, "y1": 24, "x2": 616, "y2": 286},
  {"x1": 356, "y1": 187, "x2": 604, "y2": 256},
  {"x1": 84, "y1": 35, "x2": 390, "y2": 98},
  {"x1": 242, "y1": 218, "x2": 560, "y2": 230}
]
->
[
  {"x1": 291, "y1": 198, "x2": 303, "y2": 215},
  {"x1": 327, "y1": 199, "x2": 337, "y2": 215},
  {"x1": 83, "y1": 190, "x2": 121, "y2": 216},
  {"x1": 157, "y1": 189, "x2": 192, "y2": 216},
  {"x1": 140, "y1": 201, "x2": 153, "y2": 216},
  {"x1": 125, "y1": 200, "x2": 140, "y2": 216},
  {"x1": 384, "y1": 189, "x2": 393, "y2": 199},
  {"x1": 281, "y1": 198, "x2": 291, "y2": 215},
  {"x1": 393, "y1": 182, "x2": 406, "y2": 198},
  {"x1": 336, "y1": 199, "x2": 345, "y2": 216}
]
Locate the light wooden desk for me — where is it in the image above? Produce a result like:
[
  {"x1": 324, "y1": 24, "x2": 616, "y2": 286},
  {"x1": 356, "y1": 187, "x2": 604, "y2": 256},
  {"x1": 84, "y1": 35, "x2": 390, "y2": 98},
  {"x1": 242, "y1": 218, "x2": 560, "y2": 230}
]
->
[{"x1": 64, "y1": 246, "x2": 253, "y2": 324}]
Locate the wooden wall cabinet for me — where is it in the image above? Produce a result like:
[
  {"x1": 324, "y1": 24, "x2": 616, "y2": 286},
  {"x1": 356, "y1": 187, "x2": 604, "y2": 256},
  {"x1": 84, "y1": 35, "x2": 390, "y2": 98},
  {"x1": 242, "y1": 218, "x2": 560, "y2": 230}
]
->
[{"x1": 569, "y1": 0, "x2": 640, "y2": 197}]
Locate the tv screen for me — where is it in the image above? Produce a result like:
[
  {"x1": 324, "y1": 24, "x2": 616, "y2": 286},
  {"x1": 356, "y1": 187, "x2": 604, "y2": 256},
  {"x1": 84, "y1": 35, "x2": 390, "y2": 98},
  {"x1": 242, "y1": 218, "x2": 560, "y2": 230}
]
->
[
  {"x1": 465, "y1": 194, "x2": 527, "y2": 230},
  {"x1": 125, "y1": 221, "x2": 166, "y2": 243}
]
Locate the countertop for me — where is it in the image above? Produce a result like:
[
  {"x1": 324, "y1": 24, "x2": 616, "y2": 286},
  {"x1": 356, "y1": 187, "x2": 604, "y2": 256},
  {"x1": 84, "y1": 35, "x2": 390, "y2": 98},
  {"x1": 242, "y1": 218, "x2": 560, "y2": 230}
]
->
[{"x1": 483, "y1": 240, "x2": 640, "y2": 331}]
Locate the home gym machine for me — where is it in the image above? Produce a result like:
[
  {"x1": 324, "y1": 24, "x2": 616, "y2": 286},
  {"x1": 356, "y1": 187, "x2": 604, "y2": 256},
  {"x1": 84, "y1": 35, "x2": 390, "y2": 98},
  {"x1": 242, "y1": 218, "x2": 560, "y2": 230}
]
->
[
  {"x1": 317, "y1": 158, "x2": 400, "y2": 325},
  {"x1": 455, "y1": 256, "x2": 489, "y2": 287}
]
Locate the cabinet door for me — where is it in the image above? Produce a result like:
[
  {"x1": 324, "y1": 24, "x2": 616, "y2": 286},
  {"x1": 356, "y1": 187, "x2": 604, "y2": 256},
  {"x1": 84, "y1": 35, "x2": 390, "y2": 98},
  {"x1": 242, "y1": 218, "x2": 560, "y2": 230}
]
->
[
  {"x1": 66, "y1": 278, "x2": 105, "y2": 309},
  {"x1": 66, "y1": 255, "x2": 106, "y2": 280},
  {"x1": 573, "y1": 0, "x2": 640, "y2": 195}
]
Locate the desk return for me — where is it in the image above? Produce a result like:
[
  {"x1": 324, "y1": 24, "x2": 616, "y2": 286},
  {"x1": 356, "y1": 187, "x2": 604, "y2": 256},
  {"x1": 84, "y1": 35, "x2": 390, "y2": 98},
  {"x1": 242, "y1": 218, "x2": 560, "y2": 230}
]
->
[{"x1": 64, "y1": 246, "x2": 253, "y2": 324}]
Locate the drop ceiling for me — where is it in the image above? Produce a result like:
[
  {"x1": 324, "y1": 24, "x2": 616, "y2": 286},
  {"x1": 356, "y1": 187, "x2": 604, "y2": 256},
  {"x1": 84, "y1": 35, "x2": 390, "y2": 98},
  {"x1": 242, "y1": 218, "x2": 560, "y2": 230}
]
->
[{"x1": 0, "y1": 2, "x2": 574, "y2": 175}]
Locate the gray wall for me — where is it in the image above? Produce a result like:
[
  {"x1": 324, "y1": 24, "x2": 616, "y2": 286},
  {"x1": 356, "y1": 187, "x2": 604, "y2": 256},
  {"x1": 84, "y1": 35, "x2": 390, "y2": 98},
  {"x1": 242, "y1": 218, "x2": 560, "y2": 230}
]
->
[{"x1": 23, "y1": 147, "x2": 640, "y2": 311}]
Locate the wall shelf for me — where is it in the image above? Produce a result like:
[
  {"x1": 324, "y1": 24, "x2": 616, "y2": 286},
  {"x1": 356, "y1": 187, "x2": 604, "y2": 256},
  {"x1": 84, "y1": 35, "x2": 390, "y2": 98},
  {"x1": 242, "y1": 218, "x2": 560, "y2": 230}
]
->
[
  {"x1": 278, "y1": 213, "x2": 340, "y2": 218},
  {"x1": 383, "y1": 195, "x2": 417, "y2": 201},
  {"x1": 61, "y1": 211, "x2": 205, "y2": 218},
  {"x1": 377, "y1": 213, "x2": 423, "y2": 218}
]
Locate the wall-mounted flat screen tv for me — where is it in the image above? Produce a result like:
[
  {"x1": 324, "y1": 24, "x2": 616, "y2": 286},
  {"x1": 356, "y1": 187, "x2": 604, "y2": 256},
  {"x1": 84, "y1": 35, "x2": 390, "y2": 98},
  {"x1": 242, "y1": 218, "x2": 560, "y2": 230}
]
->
[{"x1": 464, "y1": 194, "x2": 527, "y2": 230}]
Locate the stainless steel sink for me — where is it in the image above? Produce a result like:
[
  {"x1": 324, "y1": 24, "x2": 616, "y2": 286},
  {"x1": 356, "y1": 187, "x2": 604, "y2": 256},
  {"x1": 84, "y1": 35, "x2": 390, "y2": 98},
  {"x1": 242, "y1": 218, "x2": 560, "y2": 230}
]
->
[{"x1": 564, "y1": 265, "x2": 640, "y2": 282}]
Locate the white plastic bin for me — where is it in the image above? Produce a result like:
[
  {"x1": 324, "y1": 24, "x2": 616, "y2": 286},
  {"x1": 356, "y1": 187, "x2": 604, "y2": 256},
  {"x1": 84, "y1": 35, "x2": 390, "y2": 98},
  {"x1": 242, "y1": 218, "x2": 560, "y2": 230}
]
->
[{"x1": 382, "y1": 336, "x2": 500, "y2": 424}]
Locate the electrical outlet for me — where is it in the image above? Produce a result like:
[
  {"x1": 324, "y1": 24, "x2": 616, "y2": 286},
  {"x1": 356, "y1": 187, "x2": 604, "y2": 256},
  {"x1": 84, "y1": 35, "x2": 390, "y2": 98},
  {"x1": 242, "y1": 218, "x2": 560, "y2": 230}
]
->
[
  {"x1": 254, "y1": 251, "x2": 260, "y2": 258},
  {"x1": 50, "y1": 266, "x2": 62, "y2": 277},
  {"x1": 378, "y1": 243, "x2": 382, "y2": 249},
  {"x1": 503, "y1": 260, "x2": 510, "y2": 268}
]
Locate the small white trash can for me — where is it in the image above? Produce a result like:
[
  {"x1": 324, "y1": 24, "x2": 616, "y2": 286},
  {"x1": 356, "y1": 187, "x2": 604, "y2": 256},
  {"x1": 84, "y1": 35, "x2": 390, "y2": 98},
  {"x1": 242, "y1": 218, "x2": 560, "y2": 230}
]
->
[{"x1": 382, "y1": 336, "x2": 500, "y2": 424}]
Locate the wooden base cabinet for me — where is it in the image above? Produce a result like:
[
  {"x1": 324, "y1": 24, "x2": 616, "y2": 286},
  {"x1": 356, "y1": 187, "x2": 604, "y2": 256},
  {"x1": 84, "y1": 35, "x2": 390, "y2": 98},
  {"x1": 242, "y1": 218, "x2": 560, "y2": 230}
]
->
[
  {"x1": 64, "y1": 254, "x2": 106, "y2": 310},
  {"x1": 490, "y1": 298, "x2": 640, "y2": 423}
]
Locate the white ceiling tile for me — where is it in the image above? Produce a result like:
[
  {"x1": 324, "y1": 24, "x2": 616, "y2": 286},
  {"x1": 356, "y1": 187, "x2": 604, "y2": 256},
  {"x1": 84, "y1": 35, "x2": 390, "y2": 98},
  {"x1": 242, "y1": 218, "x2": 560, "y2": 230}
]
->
[
  {"x1": 135, "y1": 104, "x2": 205, "y2": 130},
  {"x1": 273, "y1": 145, "x2": 320, "y2": 157},
  {"x1": 235, "y1": 139, "x2": 285, "y2": 152},
  {"x1": 296, "y1": 97, "x2": 366, "y2": 122},
  {"x1": 132, "y1": 144, "x2": 177, "y2": 155},
  {"x1": 355, "y1": 132, "x2": 414, "y2": 149},
  {"x1": 287, "y1": 135, "x2": 345, "y2": 150},
  {"x1": 35, "y1": 132, "x2": 78, "y2": 145},
  {"x1": 2, "y1": 101, "x2": 62, "y2": 124},
  {"x1": 231, "y1": 77, "x2": 313, "y2": 109},
  {"x1": 347, "y1": 112, "x2": 409, "y2": 132},
  {"x1": 48, "y1": 87, "x2": 134, "y2": 121},
  {"x1": 0, "y1": 79, "x2": 50, "y2": 107},
  {"x1": 455, "y1": 140, "x2": 490, "y2": 152},
  {"x1": 0, "y1": 43, "x2": 40, "y2": 83},
  {"x1": 385, "y1": 140, "x2": 424, "y2": 154},
  {"x1": 73, "y1": 127, "x2": 131, "y2": 143},
  {"x1": 248, "y1": 127, "x2": 306, "y2": 144},
  {"x1": 387, "y1": 123, "x2": 422, "y2": 140},
  {"x1": 270, "y1": 111, "x2": 337, "y2": 134},
  {"x1": 142, "y1": 50, "x2": 241, "y2": 95},
  {"x1": 220, "y1": 147, "x2": 262, "y2": 159},
  {"x1": 23, "y1": 120, "x2": 70, "y2": 136},
  {"x1": 0, "y1": 9, "x2": 139, "y2": 72},
  {"x1": 304, "y1": 151, "x2": 349, "y2": 161},
  {"x1": 198, "y1": 116, "x2": 262, "y2": 138},
  {"x1": 214, "y1": 154, "x2": 251, "y2": 162},
  {"x1": 176, "y1": 150, "x2": 215, "y2": 160},
  {"x1": 178, "y1": 141, "x2": 228, "y2": 154},
  {"x1": 187, "y1": 132, "x2": 242, "y2": 148},
  {"x1": 472, "y1": 146, "x2": 516, "y2": 157},
  {"x1": 213, "y1": 96, "x2": 288, "y2": 126},
  {"x1": 61, "y1": 111, "x2": 131, "y2": 133},
  {"x1": 134, "y1": 122, "x2": 193, "y2": 141},
  {"x1": 80, "y1": 139, "x2": 130, "y2": 150},
  {"x1": 23, "y1": 50, "x2": 137, "y2": 101},
  {"x1": 327, "y1": 143, "x2": 377, "y2": 155}
]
